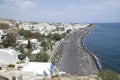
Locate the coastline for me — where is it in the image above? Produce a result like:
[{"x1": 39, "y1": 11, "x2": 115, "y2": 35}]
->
[
  {"x1": 58, "y1": 26, "x2": 100, "y2": 76},
  {"x1": 81, "y1": 26, "x2": 102, "y2": 71}
]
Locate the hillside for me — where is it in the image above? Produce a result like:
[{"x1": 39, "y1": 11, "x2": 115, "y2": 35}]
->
[{"x1": 41, "y1": 74, "x2": 99, "y2": 80}]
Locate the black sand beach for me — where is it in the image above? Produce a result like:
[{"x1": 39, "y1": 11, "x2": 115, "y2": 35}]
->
[{"x1": 58, "y1": 27, "x2": 99, "y2": 76}]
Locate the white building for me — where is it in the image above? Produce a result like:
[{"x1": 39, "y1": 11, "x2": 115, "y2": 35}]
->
[
  {"x1": 19, "y1": 22, "x2": 34, "y2": 30},
  {"x1": 0, "y1": 49, "x2": 19, "y2": 64},
  {"x1": 16, "y1": 39, "x2": 39, "y2": 45},
  {"x1": 16, "y1": 39, "x2": 40, "y2": 49},
  {"x1": 22, "y1": 62, "x2": 54, "y2": 77},
  {"x1": 0, "y1": 30, "x2": 4, "y2": 42},
  {"x1": 31, "y1": 49, "x2": 41, "y2": 54}
]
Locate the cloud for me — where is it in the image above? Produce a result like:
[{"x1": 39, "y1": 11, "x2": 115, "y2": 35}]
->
[
  {"x1": 0, "y1": 0, "x2": 120, "y2": 22},
  {"x1": 0, "y1": 0, "x2": 34, "y2": 11},
  {"x1": 60, "y1": 0, "x2": 120, "y2": 22},
  {"x1": 15, "y1": 0, "x2": 34, "y2": 10}
]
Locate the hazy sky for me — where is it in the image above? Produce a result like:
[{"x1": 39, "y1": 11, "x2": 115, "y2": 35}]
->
[{"x1": 0, "y1": 0, "x2": 120, "y2": 23}]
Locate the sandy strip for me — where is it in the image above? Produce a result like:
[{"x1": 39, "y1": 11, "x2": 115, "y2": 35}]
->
[{"x1": 57, "y1": 26, "x2": 100, "y2": 76}]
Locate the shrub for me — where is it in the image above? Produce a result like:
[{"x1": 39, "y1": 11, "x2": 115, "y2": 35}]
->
[
  {"x1": 7, "y1": 64, "x2": 15, "y2": 68},
  {"x1": 98, "y1": 69, "x2": 120, "y2": 80},
  {"x1": 2, "y1": 33, "x2": 16, "y2": 48},
  {"x1": 40, "y1": 40, "x2": 47, "y2": 51},
  {"x1": 31, "y1": 52, "x2": 49, "y2": 62},
  {"x1": 66, "y1": 29, "x2": 72, "y2": 33},
  {"x1": 18, "y1": 29, "x2": 42, "y2": 40},
  {"x1": 52, "y1": 33, "x2": 62, "y2": 41},
  {"x1": 0, "y1": 23, "x2": 9, "y2": 29}
]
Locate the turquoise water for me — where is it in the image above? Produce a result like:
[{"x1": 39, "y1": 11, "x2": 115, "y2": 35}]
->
[{"x1": 83, "y1": 23, "x2": 120, "y2": 73}]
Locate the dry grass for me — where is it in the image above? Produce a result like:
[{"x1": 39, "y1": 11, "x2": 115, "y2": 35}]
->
[{"x1": 41, "y1": 74, "x2": 100, "y2": 80}]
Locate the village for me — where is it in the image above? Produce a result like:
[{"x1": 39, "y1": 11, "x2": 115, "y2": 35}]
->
[{"x1": 0, "y1": 18, "x2": 89, "y2": 80}]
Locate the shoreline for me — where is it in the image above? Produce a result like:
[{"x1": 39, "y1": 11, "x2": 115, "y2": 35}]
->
[
  {"x1": 81, "y1": 26, "x2": 102, "y2": 71},
  {"x1": 58, "y1": 26, "x2": 101, "y2": 76}
]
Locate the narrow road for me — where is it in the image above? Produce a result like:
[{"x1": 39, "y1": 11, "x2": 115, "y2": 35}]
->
[{"x1": 58, "y1": 29, "x2": 98, "y2": 76}]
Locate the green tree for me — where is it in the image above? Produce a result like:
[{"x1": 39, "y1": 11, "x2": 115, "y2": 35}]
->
[
  {"x1": 41, "y1": 40, "x2": 47, "y2": 51},
  {"x1": 18, "y1": 29, "x2": 42, "y2": 40},
  {"x1": 26, "y1": 40, "x2": 32, "y2": 49},
  {"x1": 98, "y1": 69, "x2": 120, "y2": 80},
  {"x1": 18, "y1": 28, "x2": 25, "y2": 35},
  {"x1": 52, "y1": 33, "x2": 62, "y2": 41},
  {"x1": 31, "y1": 52, "x2": 49, "y2": 62},
  {"x1": 32, "y1": 32, "x2": 42, "y2": 41},
  {"x1": 47, "y1": 39, "x2": 52, "y2": 50},
  {"x1": 2, "y1": 33, "x2": 16, "y2": 48},
  {"x1": 18, "y1": 29, "x2": 31, "y2": 39},
  {"x1": 46, "y1": 32, "x2": 53, "y2": 39},
  {"x1": 66, "y1": 29, "x2": 72, "y2": 33}
]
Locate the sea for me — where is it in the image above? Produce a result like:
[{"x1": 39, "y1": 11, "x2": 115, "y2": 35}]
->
[{"x1": 83, "y1": 23, "x2": 120, "y2": 73}]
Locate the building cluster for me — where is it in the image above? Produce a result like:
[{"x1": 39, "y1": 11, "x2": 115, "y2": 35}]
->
[
  {"x1": 19, "y1": 22, "x2": 89, "y2": 35},
  {"x1": 0, "y1": 48, "x2": 60, "y2": 80},
  {"x1": 0, "y1": 18, "x2": 89, "y2": 80}
]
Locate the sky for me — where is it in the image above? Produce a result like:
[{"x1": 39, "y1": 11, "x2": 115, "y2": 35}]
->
[{"x1": 0, "y1": 0, "x2": 120, "y2": 23}]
